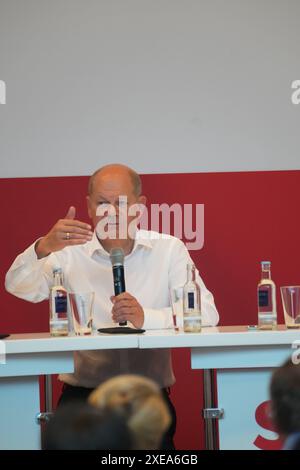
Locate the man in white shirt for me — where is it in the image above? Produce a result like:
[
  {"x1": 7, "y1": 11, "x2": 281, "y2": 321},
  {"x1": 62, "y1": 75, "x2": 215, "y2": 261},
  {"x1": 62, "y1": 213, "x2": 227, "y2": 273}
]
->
[{"x1": 5, "y1": 163, "x2": 219, "y2": 448}]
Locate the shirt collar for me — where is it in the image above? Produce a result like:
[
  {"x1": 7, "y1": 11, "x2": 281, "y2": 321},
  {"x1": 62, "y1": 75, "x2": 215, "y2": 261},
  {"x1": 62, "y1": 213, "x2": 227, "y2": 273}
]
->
[{"x1": 86, "y1": 229, "x2": 153, "y2": 258}]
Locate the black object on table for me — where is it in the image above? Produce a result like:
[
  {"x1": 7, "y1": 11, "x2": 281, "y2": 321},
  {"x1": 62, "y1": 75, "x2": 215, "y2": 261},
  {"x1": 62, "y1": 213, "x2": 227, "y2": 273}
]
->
[{"x1": 97, "y1": 327, "x2": 145, "y2": 335}]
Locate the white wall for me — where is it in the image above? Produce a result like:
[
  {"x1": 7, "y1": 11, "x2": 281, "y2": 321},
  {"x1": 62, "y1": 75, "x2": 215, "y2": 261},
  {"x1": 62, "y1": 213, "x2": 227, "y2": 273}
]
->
[{"x1": 0, "y1": 0, "x2": 299, "y2": 177}]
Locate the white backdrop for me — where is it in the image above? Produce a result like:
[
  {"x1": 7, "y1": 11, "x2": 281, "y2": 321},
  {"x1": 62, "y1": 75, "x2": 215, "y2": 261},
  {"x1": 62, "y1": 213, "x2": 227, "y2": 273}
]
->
[{"x1": 0, "y1": 0, "x2": 299, "y2": 177}]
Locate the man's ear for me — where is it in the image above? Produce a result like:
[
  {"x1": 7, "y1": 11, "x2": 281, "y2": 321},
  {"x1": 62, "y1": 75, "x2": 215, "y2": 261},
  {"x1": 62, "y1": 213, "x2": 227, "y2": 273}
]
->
[{"x1": 86, "y1": 195, "x2": 93, "y2": 219}]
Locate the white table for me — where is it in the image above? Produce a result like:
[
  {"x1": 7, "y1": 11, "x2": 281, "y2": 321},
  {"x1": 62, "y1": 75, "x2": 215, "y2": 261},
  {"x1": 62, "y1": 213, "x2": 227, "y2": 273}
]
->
[
  {"x1": 0, "y1": 332, "x2": 139, "y2": 450},
  {"x1": 139, "y1": 325, "x2": 300, "y2": 449},
  {"x1": 1, "y1": 326, "x2": 299, "y2": 449}
]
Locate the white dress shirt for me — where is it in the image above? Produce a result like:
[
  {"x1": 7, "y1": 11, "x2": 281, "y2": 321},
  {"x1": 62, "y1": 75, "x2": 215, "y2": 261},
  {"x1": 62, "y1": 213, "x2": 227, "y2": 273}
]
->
[{"x1": 5, "y1": 230, "x2": 219, "y2": 388}]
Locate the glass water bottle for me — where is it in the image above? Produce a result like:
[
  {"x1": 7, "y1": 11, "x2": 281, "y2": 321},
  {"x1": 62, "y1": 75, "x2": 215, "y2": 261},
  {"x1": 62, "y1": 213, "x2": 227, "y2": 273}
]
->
[
  {"x1": 257, "y1": 261, "x2": 277, "y2": 330},
  {"x1": 183, "y1": 264, "x2": 201, "y2": 333},
  {"x1": 50, "y1": 268, "x2": 69, "y2": 336}
]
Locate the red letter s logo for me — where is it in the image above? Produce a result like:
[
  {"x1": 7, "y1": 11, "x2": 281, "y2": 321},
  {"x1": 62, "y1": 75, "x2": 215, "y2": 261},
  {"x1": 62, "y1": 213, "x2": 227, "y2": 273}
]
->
[{"x1": 253, "y1": 401, "x2": 283, "y2": 450}]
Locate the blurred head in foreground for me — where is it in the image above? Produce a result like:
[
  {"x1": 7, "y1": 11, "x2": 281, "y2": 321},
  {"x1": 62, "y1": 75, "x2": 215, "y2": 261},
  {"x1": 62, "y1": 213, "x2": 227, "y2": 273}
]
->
[
  {"x1": 43, "y1": 402, "x2": 132, "y2": 450},
  {"x1": 270, "y1": 358, "x2": 300, "y2": 447},
  {"x1": 89, "y1": 374, "x2": 171, "y2": 450}
]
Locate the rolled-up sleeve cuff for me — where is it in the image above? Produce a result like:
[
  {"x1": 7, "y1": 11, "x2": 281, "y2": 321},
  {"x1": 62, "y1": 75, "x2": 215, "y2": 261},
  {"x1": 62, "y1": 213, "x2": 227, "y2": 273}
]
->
[
  {"x1": 14, "y1": 238, "x2": 49, "y2": 274},
  {"x1": 142, "y1": 307, "x2": 174, "y2": 330}
]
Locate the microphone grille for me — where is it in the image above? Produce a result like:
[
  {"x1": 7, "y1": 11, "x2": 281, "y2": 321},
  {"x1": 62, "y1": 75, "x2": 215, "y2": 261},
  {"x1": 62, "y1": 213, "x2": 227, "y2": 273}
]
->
[{"x1": 110, "y1": 247, "x2": 124, "y2": 266}]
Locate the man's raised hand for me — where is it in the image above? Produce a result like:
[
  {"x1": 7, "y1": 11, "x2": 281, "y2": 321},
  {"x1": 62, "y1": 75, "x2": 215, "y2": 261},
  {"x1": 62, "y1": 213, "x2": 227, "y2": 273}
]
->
[{"x1": 35, "y1": 206, "x2": 93, "y2": 259}]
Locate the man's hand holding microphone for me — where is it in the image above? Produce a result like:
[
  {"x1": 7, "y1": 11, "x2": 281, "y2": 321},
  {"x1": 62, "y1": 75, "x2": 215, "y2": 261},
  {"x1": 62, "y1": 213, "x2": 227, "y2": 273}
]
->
[{"x1": 111, "y1": 292, "x2": 144, "y2": 329}]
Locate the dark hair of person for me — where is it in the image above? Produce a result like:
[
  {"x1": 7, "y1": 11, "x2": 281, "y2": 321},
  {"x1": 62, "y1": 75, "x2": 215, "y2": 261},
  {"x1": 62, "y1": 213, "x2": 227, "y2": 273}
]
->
[
  {"x1": 290, "y1": 434, "x2": 300, "y2": 450},
  {"x1": 43, "y1": 402, "x2": 132, "y2": 450},
  {"x1": 270, "y1": 358, "x2": 300, "y2": 436}
]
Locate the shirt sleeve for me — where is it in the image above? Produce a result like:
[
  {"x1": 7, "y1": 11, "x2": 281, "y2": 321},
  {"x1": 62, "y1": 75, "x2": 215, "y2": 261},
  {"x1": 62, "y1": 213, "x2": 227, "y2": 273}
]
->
[
  {"x1": 142, "y1": 307, "x2": 174, "y2": 330},
  {"x1": 5, "y1": 239, "x2": 58, "y2": 302},
  {"x1": 142, "y1": 237, "x2": 219, "y2": 329}
]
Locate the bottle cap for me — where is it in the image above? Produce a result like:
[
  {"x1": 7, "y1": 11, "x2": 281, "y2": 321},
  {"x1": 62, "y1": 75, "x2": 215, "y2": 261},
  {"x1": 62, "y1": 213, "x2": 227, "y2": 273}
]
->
[{"x1": 53, "y1": 267, "x2": 62, "y2": 274}]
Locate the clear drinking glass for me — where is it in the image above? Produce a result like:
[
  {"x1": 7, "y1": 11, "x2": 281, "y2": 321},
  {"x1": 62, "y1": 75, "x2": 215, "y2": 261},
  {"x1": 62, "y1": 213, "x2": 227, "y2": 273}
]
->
[
  {"x1": 280, "y1": 286, "x2": 300, "y2": 329},
  {"x1": 169, "y1": 287, "x2": 184, "y2": 332},
  {"x1": 68, "y1": 292, "x2": 94, "y2": 335}
]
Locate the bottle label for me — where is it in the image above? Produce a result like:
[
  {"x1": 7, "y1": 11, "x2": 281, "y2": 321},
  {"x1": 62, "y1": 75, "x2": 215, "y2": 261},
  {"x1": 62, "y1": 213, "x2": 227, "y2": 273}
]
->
[
  {"x1": 188, "y1": 292, "x2": 194, "y2": 309},
  {"x1": 55, "y1": 293, "x2": 67, "y2": 313},
  {"x1": 258, "y1": 290, "x2": 269, "y2": 307}
]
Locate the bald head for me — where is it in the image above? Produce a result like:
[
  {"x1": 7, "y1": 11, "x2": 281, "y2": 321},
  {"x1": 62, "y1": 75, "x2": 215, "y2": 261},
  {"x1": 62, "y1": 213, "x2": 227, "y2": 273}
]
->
[
  {"x1": 88, "y1": 164, "x2": 142, "y2": 197},
  {"x1": 86, "y1": 163, "x2": 146, "y2": 254}
]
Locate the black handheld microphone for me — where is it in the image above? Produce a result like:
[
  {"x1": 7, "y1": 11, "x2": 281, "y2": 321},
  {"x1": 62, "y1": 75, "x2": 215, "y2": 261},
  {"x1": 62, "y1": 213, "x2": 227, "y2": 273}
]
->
[{"x1": 110, "y1": 247, "x2": 127, "y2": 326}]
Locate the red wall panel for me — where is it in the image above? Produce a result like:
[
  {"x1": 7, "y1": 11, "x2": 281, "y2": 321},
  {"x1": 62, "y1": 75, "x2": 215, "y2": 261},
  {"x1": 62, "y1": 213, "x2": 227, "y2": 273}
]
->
[{"x1": 1, "y1": 170, "x2": 300, "y2": 449}]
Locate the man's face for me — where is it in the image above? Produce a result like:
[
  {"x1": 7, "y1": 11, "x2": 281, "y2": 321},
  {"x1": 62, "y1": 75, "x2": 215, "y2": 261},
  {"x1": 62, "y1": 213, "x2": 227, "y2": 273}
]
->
[{"x1": 87, "y1": 172, "x2": 145, "y2": 241}]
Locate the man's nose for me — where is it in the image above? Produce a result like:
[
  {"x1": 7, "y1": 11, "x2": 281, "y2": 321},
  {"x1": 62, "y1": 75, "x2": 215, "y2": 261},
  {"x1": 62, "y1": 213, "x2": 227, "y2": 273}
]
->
[
  {"x1": 115, "y1": 202, "x2": 129, "y2": 216},
  {"x1": 114, "y1": 204, "x2": 120, "y2": 216}
]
